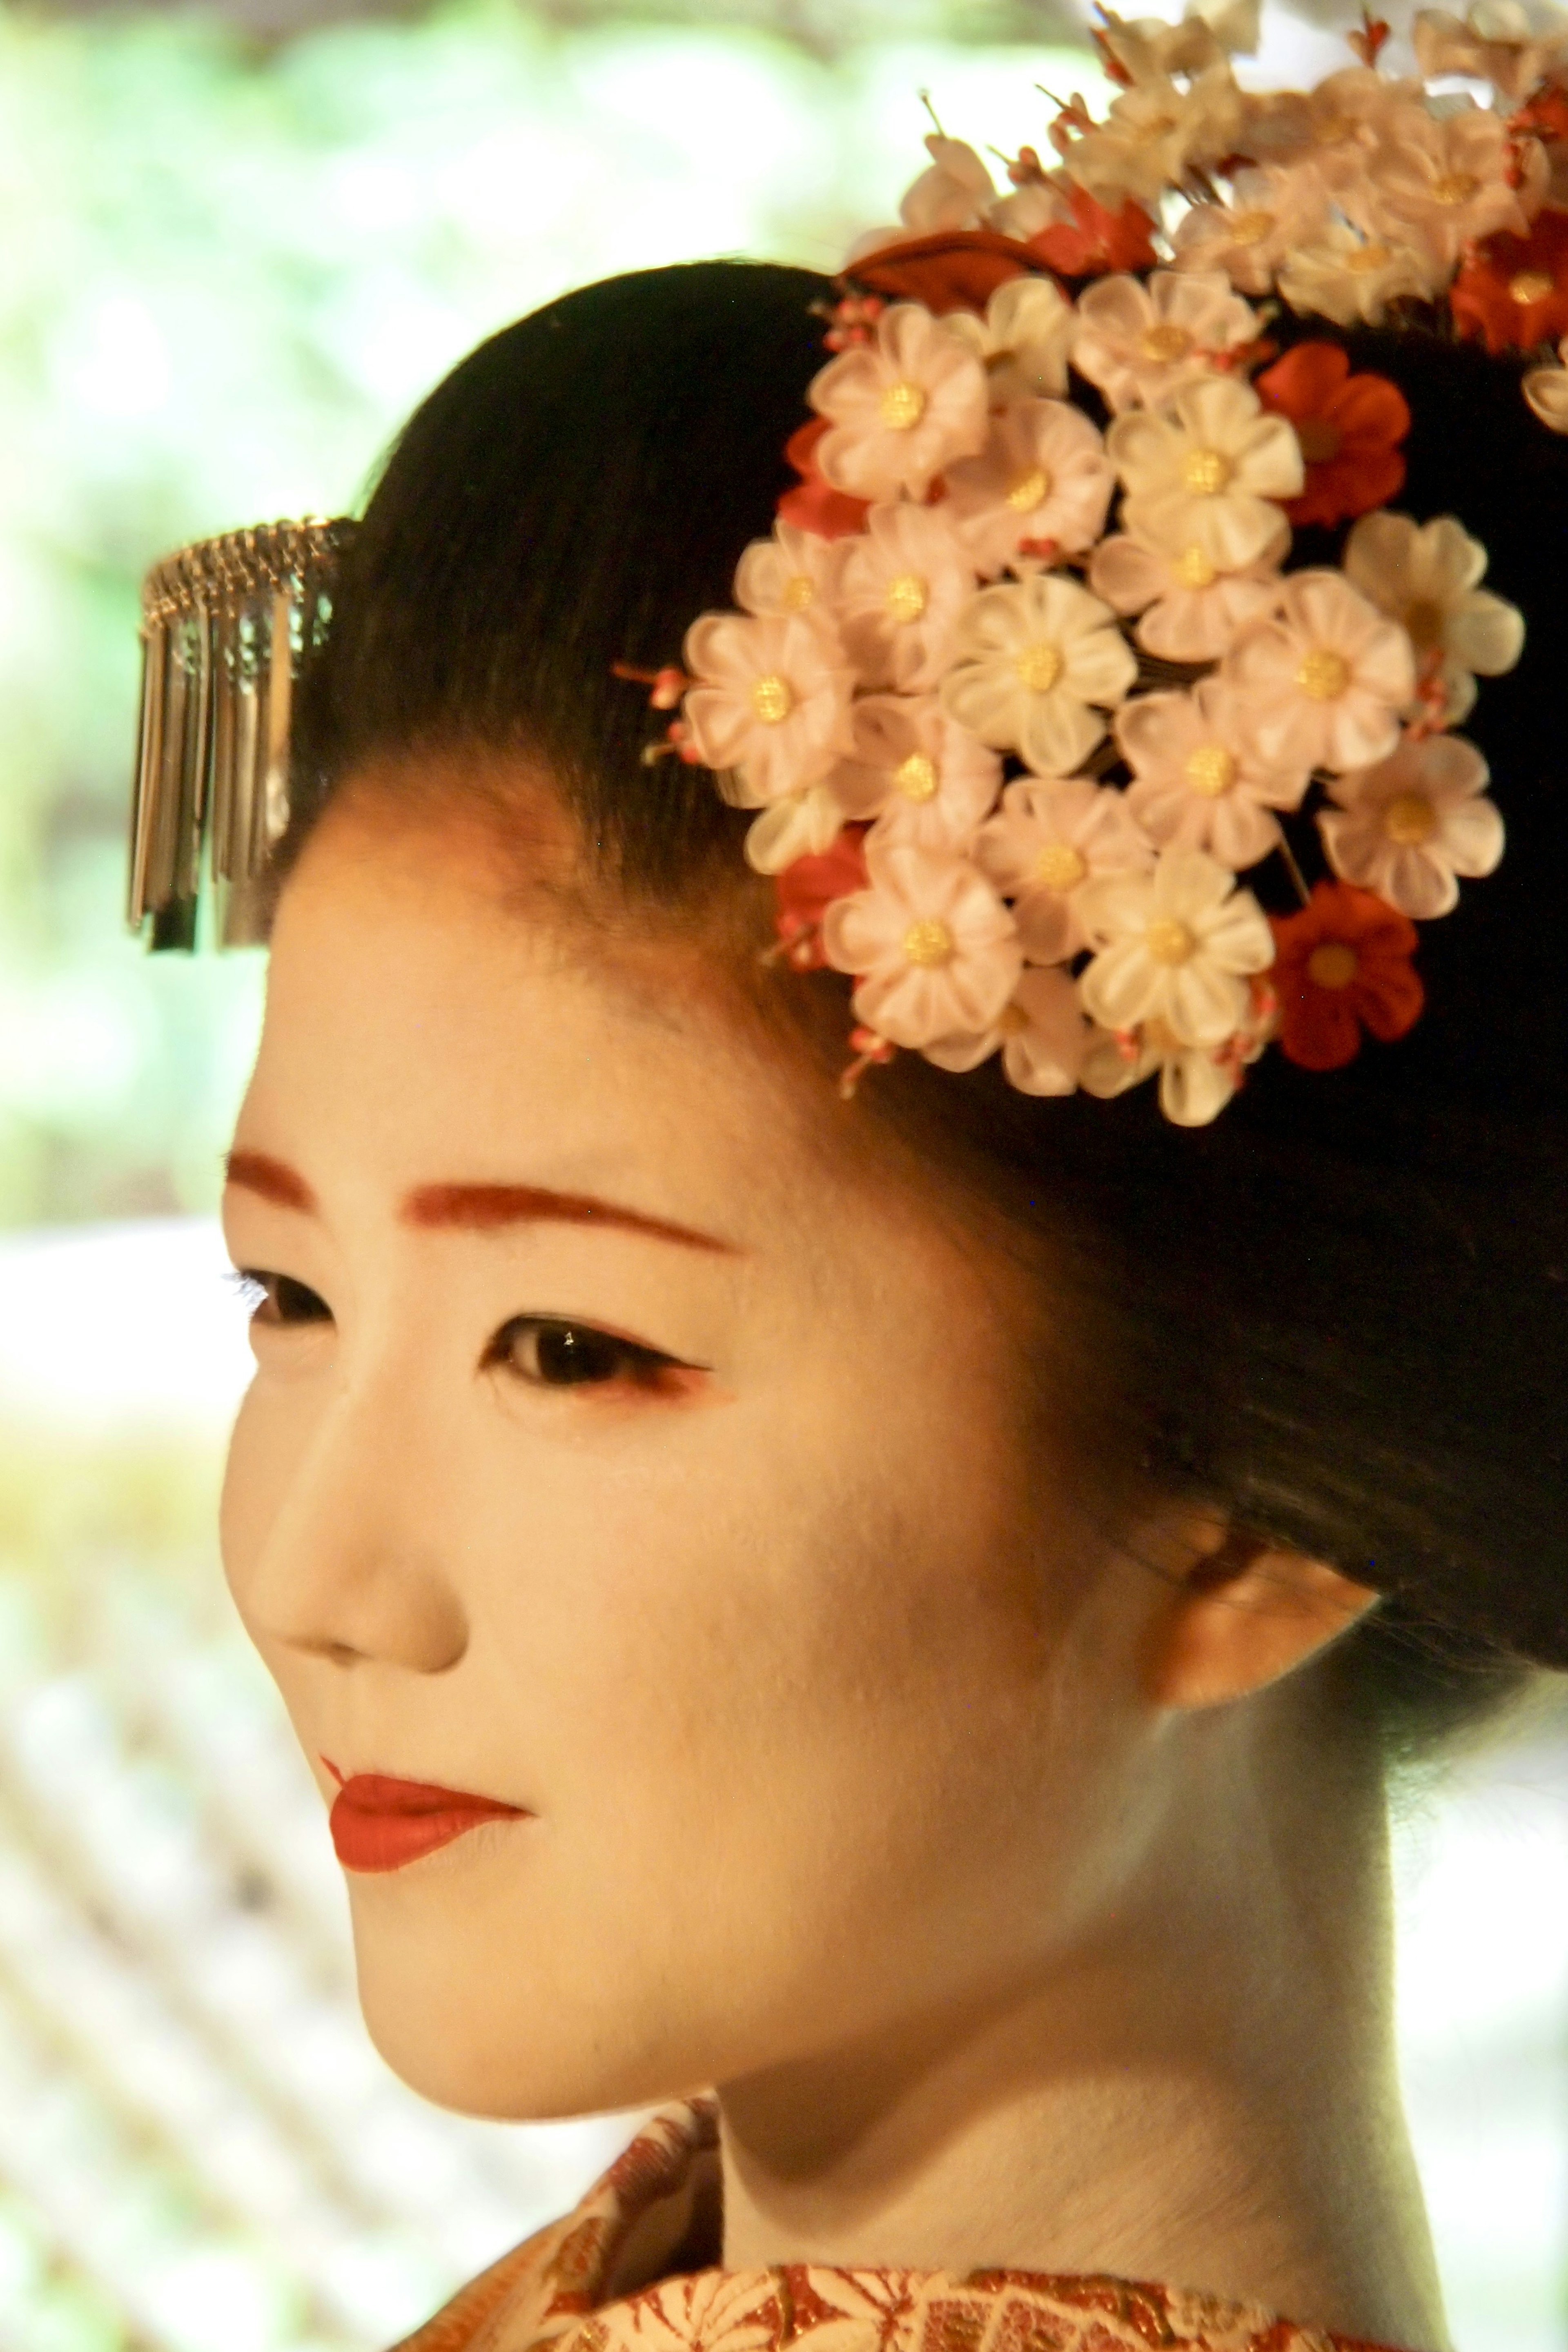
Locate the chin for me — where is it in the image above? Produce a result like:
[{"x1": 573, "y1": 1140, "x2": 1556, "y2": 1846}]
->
[{"x1": 346, "y1": 1900, "x2": 715, "y2": 2123}]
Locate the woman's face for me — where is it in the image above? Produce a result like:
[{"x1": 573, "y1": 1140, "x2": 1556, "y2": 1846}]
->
[{"x1": 220, "y1": 789, "x2": 1151, "y2": 2121}]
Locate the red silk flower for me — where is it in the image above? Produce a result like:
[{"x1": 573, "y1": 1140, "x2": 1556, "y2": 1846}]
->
[
  {"x1": 1026, "y1": 185, "x2": 1158, "y2": 278},
  {"x1": 1256, "y1": 343, "x2": 1410, "y2": 528},
  {"x1": 777, "y1": 417, "x2": 872, "y2": 540},
  {"x1": 774, "y1": 830, "x2": 871, "y2": 968},
  {"x1": 1451, "y1": 209, "x2": 1568, "y2": 352},
  {"x1": 1269, "y1": 881, "x2": 1424, "y2": 1071},
  {"x1": 851, "y1": 229, "x2": 1035, "y2": 316}
]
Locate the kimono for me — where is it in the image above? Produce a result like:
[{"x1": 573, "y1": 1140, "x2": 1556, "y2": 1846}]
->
[{"x1": 392, "y1": 2098, "x2": 1401, "y2": 2352}]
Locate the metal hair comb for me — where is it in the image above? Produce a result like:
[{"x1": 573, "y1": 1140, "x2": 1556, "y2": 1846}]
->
[{"x1": 128, "y1": 517, "x2": 353, "y2": 949}]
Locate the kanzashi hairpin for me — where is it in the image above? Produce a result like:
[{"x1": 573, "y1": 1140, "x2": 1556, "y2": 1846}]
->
[{"x1": 646, "y1": 2, "x2": 1538, "y2": 1123}]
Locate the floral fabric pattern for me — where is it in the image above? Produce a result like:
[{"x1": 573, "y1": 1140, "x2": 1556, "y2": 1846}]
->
[{"x1": 389, "y1": 2102, "x2": 1409, "y2": 2352}]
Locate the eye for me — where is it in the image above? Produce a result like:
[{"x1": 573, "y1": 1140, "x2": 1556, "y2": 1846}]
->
[
  {"x1": 229, "y1": 1268, "x2": 333, "y2": 1327},
  {"x1": 487, "y1": 1316, "x2": 694, "y2": 1394}
]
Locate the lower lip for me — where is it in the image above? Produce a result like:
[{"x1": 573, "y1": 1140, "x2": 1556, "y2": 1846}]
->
[{"x1": 328, "y1": 1774, "x2": 533, "y2": 1873}]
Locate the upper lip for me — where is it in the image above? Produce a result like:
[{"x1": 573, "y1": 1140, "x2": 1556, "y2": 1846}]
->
[{"x1": 323, "y1": 1760, "x2": 532, "y2": 1817}]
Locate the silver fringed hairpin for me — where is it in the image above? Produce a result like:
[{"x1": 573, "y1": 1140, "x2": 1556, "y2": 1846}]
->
[{"x1": 129, "y1": 517, "x2": 353, "y2": 949}]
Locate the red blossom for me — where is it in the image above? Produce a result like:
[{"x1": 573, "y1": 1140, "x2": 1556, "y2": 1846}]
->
[
  {"x1": 1269, "y1": 882, "x2": 1424, "y2": 1071},
  {"x1": 1510, "y1": 86, "x2": 1568, "y2": 143},
  {"x1": 1027, "y1": 184, "x2": 1159, "y2": 277},
  {"x1": 1089, "y1": 27, "x2": 1136, "y2": 85},
  {"x1": 1451, "y1": 208, "x2": 1568, "y2": 351},
  {"x1": 773, "y1": 829, "x2": 871, "y2": 969},
  {"x1": 1255, "y1": 342, "x2": 1410, "y2": 527},
  {"x1": 775, "y1": 417, "x2": 872, "y2": 540},
  {"x1": 1348, "y1": 9, "x2": 1391, "y2": 66},
  {"x1": 849, "y1": 229, "x2": 1035, "y2": 315}
]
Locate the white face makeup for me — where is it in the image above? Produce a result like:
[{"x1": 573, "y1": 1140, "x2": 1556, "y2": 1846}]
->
[{"x1": 219, "y1": 795, "x2": 1164, "y2": 2123}]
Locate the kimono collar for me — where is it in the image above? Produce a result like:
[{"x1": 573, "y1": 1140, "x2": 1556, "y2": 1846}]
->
[{"x1": 391, "y1": 2098, "x2": 1405, "y2": 2352}]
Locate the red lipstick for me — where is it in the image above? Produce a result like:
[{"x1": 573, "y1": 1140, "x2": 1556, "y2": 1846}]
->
[{"x1": 325, "y1": 1767, "x2": 532, "y2": 1873}]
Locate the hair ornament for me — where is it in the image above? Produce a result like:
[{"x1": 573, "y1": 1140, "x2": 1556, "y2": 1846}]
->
[
  {"x1": 656, "y1": 2, "x2": 1551, "y2": 1122},
  {"x1": 130, "y1": 518, "x2": 351, "y2": 948}
]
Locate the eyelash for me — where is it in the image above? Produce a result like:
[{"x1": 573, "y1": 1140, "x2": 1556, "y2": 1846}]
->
[{"x1": 227, "y1": 1269, "x2": 697, "y2": 1395}]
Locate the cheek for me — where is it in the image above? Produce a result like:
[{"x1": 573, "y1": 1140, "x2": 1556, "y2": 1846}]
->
[
  {"x1": 468, "y1": 1366, "x2": 1073, "y2": 2022},
  {"x1": 218, "y1": 1377, "x2": 305, "y2": 1665}
]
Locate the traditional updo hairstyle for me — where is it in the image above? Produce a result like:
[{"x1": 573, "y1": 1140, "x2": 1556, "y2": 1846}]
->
[{"x1": 276, "y1": 257, "x2": 1568, "y2": 1751}]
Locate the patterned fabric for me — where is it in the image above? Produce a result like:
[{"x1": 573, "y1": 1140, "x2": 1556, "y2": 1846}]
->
[{"x1": 390, "y1": 2099, "x2": 1399, "y2": 2352}]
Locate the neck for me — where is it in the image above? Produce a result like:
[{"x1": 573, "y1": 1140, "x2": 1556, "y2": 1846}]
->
[{"x1": 717, "y1": 1682, "x2": 1449, "y2": 2352}]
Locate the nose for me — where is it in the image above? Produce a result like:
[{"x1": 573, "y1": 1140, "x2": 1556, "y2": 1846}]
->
[{"x1": 222, "y1": 1368, "x2": 470, "y2": 1676}]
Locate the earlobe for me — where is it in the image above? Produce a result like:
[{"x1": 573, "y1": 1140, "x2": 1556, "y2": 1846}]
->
[{"x1": 1145, "y1": 1521, "x2": 1381, "y2": 1709}]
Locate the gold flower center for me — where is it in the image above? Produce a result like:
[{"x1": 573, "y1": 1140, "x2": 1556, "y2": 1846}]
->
[
  {"x1": 903, "y1": 917, "x2": 955, "y2": 968},
  {"x1": 1432, "y1": 171, "x2": 1479, "y2": 205},
  {"x1": 894, "y1": 751, "x2": 939, "y2": 802},
  {"x1": 1175, "y1": 544, "x2": 1217, "y2": 588},
  {"x1": 1182, "y1": 447, "x2": 1231, "y2": 495},
  {"x1": 1033, "y1": 842, "x2": 1087, "y2": 892},
  {"x1": 1145, "y1": 918, "x2": 1196, "y2": 966},
  {"x1": 1307, "y1": 941, "x2": 1359, "y2": 988},
  {"x1": 1346, "y1": 241, "x2": 1392, "y2": 274},
  {"x1": 1185, "y1": 743, "x2": 1236, "y2": 798},
  {"x1": 1015, "y1": 641, "x2": 1064, "y2": 692},
  {"x1": 1511, "y1": 269, "x2": 1555, "y2": 304},
  {"x1": 1007, "y1": 466, "x2": 1052, "y2": 511},
  {"x1": 886, "y1": 572, "x2": 929, "y2": 622},
  {"x1": 1141, "y1": 323, "x2": 1193, "y2": 362},
  {"x1": 1230, "y1": 207, "x2": 1276, "y2": 245},
  {"x1": 781, "y1": 573, "x2": 815, "y2": 612},
  {"x1": 1403, "y1": 597, "x2": 1446, "y2": 650},
  {"x1": 880, "y1": 379, "x2": 928, "y2": 429},
  {"x1": 1383, "y1": 791, "x2": 1438, "y2": 845},
  {"x1": 751, "y1": 673, "x2": 794, "y2": 724},
  {"x1": 1296, "y1": 648, "x2": 1350, "y2": 701}
]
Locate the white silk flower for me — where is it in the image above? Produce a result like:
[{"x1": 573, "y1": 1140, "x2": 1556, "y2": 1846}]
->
[
  {"x1": 973, "y1": 775, "x2": 1154, "y2": 962},
  {"x1": 835, "y1": 503, "x2": 979, "y2": 692},
  {"x1": 734, "y1": 521, "x2": 850, "y2": 620},
  {"x1": 1319, "y1": 732, "x2": 1504, "y2": 918},
  {"x1": 683, "y1": 610, "x2": 856, "y2": 805},
  {"x1": 1072, "y1": 271, "x2": 1260, "y2": 414},
  {"x1": 1088, "y1": 523, "x2": 1289, "y2": 664},
  {"x1": 1342, "y1": 510, "x2": 1524, "y2": 724},
  {"x1": 923, "y1": 966, "x2": 1090, "y2": 1095},
  {"x1": 1221, "y1": 569, "x2": 1415, "y2": 773},
  {"x1": 941, "y1": 399, "x2": 1115, "y2": 572},
  {"x1": 821, "y1": 839, "x2": 1022, "y2": 1050},
  {"x1": 810, "y1": 303, "x2": 989, "y2": 502},
  {"x1": 1077, "y1": 848, "x2": 1275, "y2": 1049},
  {"x1": 943, "y1": 275, "x2": 1076, "y2": 405},
  {"x1": 1116, "y1": 676, "x2": 1312, "y2": 869},
  {"x1": 1108, "y1": 375, "x2": 1303, "y2": 570},
  {"x1": 829, "y1": 694, "x2": 1003, "y2": 853},
  {"x1": 940, "y1": 573, "x2": 1138, "y2": 777}
]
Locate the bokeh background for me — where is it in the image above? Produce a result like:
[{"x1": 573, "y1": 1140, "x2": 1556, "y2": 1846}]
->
[{"x1": 0, "y1": 2, "x2": 1565, "y2": 2348}]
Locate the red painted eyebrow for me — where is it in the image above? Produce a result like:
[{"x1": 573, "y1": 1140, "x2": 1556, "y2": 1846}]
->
[
  {"x1": 402, "y1": 1182, "x2": 737, "y2": 1255},
  {"x1": 224, "y1": 1152, "x2": 736, "y2": 1256},
  {"x1": 225, "y1": 1151, "x2": 318, "y2": 1213}
]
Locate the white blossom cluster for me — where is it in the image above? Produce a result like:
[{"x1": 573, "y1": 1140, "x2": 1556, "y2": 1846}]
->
[{"x1": 679, "y1": 4, "x2": 1539, "y2": 1123}]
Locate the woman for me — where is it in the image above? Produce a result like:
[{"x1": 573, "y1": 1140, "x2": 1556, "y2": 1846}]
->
[{"x1": 130, "y1": 16, "x2": 1567, "y2": 2352}]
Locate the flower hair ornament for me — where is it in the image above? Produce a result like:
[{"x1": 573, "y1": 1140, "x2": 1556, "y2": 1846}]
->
[{"x1": 620, "y1": 1, "x2": 1553, "y2": 1125}]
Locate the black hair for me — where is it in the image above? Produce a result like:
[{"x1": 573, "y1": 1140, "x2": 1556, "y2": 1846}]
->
[{"x1": 285, "y1": 257, "x2": 1568, "y2": 1740}]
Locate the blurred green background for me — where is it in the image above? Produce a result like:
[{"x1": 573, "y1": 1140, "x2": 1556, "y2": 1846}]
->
[
  {"x1": 0, "y1": 5, "x2": 1563, "y2": 2350},
  {"x1": 0, "y1": 0, "x2": 1129, "y2": 1227}
]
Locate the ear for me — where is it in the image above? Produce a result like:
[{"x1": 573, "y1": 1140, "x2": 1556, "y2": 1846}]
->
[{"x1": 1145, "y1": 1520, "x2": 1381, "y2": 1709}]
